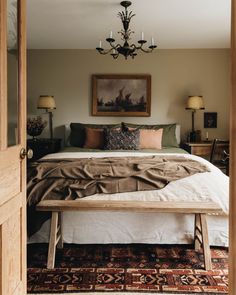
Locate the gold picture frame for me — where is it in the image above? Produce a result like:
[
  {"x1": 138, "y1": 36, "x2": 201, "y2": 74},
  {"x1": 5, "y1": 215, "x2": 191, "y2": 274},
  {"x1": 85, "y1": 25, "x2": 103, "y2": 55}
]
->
[{"x1": 92, "y1": 74, "x2": 151, "y2": 117}]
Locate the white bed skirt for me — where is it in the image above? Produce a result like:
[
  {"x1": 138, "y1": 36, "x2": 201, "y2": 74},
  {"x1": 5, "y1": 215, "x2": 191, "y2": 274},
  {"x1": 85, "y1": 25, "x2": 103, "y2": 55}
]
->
[{"x1": 29, "y1": 212, "x2": 228, "y2": 246}]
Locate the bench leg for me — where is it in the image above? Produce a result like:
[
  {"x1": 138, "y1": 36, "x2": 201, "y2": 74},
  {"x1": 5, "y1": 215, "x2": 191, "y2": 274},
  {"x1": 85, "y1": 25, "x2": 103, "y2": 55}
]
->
[
  {"x1": 194, "y1": 213, "x2": 202, "y2": 251},
  {"x1": 47, "y1": 212, "x2": 59, "y2": 269},
  {"x1": 194, "y1": 213, "x2": 212, "y2": 270},
  {"x1": 57, "y1": 212, "x2": 63, "y2": 249},
  {"x1": 200, "y1": 213, "x2": 212, "y2": 270}
]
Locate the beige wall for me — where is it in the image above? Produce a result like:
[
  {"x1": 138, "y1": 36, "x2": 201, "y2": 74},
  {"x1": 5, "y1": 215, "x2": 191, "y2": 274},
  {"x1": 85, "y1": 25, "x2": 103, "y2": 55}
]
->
[{"x1": 27, "y1": 49, "x2": 230, "y2": 142}]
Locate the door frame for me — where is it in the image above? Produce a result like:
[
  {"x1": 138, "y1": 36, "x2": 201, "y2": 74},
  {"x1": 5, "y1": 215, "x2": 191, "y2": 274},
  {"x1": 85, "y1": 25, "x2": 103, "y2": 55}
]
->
[
  {"x1": 229, "y1": 0, "x2": 236, "y2": 293},
  {"x1": 1, "y1": 0, "x2": 236, "y2": 294},
  {"x1": 0, "y1": 0, "x2": 27, "y2": 294}
]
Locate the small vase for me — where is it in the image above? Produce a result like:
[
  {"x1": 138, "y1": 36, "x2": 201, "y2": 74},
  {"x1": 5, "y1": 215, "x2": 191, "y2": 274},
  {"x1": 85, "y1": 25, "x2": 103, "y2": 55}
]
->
[{"x1": 27, "y1": 128, "x2": 44, "y2": 140}]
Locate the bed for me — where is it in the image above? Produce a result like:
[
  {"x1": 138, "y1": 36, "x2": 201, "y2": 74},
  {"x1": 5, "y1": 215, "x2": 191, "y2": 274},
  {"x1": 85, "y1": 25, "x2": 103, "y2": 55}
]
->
[{"x1": 28, "y1": 123, "x2": 229, "y2": 247}]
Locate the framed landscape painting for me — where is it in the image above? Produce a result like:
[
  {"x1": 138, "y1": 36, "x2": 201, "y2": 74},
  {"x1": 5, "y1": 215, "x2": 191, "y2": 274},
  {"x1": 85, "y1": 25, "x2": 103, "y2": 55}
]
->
[{"x1": 92, "y1": 74, "x2": 151, "y2": 116}]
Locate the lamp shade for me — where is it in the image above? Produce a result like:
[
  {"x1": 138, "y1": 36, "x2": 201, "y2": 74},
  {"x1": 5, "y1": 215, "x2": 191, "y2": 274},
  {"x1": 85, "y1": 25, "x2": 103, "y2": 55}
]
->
[
  {"x1": 186, "y1": 96, "x2": 205, "y2": 110},
  {"x1": 37, "y1": 95, "x2": 56, "y2": 110}
]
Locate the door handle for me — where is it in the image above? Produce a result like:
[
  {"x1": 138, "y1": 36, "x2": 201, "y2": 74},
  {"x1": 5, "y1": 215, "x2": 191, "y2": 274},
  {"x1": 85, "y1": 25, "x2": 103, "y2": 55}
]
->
[{"x1": 20, "y1": 148, "x2": 33, "y2": 159}]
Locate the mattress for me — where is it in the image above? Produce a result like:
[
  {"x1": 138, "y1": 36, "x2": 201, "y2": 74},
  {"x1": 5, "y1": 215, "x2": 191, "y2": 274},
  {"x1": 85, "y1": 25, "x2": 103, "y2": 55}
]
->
[{"x1": 29, "y1": 149, "x2": 229, "y2": 246}]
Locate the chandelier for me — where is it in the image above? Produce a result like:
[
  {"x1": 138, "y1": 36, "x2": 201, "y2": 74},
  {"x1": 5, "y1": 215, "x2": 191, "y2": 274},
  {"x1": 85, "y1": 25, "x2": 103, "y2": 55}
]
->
[{"x1": 96, "y1": 1, "x2": 157, "y2": 59}]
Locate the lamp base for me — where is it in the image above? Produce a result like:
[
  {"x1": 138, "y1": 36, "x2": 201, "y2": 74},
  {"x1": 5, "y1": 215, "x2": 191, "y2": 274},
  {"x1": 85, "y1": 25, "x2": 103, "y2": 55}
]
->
[
  {"x1": 188, "y1": 130, "x2": 201, "y2": 142},
  {"x1": 46, "y1": 110, "x2": 53, "y2": 140},
  {"x1": 189, "y1": 131, "x2": 197, "y2": 142}
]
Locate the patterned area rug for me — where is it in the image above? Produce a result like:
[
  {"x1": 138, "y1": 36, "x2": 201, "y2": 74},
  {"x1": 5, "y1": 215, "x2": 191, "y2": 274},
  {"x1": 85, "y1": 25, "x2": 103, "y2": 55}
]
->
[{"x1": 27, "y1": 244, "x2": 228, "y2": 294}]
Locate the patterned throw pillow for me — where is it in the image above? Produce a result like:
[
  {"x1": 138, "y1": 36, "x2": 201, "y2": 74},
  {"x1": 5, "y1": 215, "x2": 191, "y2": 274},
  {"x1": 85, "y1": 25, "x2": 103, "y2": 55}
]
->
[{"x1": 104, "y1": 129, "x2": 140, "y2": 150}]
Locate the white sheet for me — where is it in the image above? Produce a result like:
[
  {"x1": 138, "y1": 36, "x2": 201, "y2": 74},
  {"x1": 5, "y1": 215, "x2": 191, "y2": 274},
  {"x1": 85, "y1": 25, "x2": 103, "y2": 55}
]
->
[{"x1": 29, "y1": 151, "x2": 229, "y2": 246}]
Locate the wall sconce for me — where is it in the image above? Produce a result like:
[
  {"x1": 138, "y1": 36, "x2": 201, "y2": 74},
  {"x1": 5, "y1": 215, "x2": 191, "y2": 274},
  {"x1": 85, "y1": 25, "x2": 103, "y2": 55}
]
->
[
  {"x1": 185, "y1": 95, "x2": 205, "y2": 142},
  {"x1": 37, "y1": 95, "x2": 56, "y2": 139}
]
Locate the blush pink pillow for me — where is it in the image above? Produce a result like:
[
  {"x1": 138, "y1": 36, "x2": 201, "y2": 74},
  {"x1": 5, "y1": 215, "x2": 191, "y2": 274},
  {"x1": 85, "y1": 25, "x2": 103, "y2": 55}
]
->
[
  {"x1": 84, "y1": 128, "x2": 104, "y2": 149},
  {"x1": 140, "y1": 129, "x2": 163, "y2": 149}
]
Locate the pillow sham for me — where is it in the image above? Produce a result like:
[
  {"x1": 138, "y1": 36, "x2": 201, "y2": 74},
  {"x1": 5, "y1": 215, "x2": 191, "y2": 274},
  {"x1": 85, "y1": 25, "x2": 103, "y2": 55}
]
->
[
  {"x1": 104, "y1": 128, "x2": 140, "y2": 150},
  {"x1": 83, "y1": 127, "x2": 104, "y2": 149},
  {"x1": 123, "y1": 123, "x2": 178, "y2": 147},
  {"x1": 70, "y1": 123, "x2": 121, "y2": 147},
  {"x1": 140, "y1": 129, "x2": 163, "y2": 149}
]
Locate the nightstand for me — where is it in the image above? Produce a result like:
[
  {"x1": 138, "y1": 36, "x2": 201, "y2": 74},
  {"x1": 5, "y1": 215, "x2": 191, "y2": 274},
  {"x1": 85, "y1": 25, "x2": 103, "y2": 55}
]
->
[
  {"x1": 181, "y1": 141, "x2": 229, "y2": 160},
  {"x1": 27, "y1": 138, "x2": 62, "y2": 161},
  {"x1": 181, "y1": 142, "x2": 212, "y2": 158}
]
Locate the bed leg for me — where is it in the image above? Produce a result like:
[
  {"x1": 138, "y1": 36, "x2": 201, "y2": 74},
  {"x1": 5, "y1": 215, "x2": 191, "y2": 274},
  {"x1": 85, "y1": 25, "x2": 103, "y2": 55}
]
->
[
  {"x1": 47, "y1": 212, "x2": 59, "y2": 269},
  {"x1": 200, "y1": 213, "x2": 212, "y2": 270},
  {"x1": 57, "y1": 212, "x2": 63, "y2": 249}
]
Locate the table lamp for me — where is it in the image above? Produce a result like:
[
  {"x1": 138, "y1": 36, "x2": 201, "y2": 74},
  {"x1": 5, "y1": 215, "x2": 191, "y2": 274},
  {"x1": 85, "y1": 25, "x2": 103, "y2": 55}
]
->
[
  {"x1": 37, "y1": 95, "x2": 56, "y2": 139},
  {"x1": 185, "y1": 96, "x2": 205, "y2": 142}
]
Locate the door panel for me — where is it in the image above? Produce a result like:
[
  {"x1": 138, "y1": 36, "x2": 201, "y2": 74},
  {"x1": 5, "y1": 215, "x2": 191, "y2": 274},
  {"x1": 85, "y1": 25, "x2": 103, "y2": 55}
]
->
[
  {"x1": 2, "y1": 211, "x2": 21, "y2": 294},
  {"x1": 0, "y1": 0, "x2": 26, "y2": 294},
  {"x1": 0, "y1": 147, "x2": 21, "y2": 206}
]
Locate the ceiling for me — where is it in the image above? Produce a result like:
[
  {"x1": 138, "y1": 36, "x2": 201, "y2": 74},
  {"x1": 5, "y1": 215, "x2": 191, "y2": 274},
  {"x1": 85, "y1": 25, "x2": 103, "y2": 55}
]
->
[{"x1": 27, "y1": 0, "x2": 231, "y2": 49}]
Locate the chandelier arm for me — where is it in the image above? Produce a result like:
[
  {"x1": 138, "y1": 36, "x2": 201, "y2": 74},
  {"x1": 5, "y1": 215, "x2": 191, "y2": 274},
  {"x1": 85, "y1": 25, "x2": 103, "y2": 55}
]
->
[
  {"x1": 106, "y1": 40, "x2": 123, "y2": 51},
  {"x1": 114, "y1": 43, "x2": 122, "y2": 49},
  {"x1": 107, "y1": 42, "x2": 119, "y2": 50},
  {"x1": 138, "y1": 41, "x2": 157, "y2": 53},
  {"x1": 111, "y1": 53, "x2": 120, "y2": 59},
  {"x1": 130, "y1": 44, "x2": 139, "y2": 50},
  {"x1": 97, "y1": 48, "x2": 114, "y2": 55},
  {"x1": 130, "y1": 43, "x2": 152, "y2": 52},
  {"x1": 140, "y1": 47, "x2": 154, "y2": 53},
  {"x1": 132, "y1": 42, "x2": 147, "y2": 51}
]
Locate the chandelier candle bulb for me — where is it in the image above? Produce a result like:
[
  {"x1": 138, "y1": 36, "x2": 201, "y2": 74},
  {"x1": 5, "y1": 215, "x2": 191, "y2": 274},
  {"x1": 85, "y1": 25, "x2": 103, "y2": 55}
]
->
[
  {"x1": 141, "y1": 32, "x2": 144, "y2": 40},
  {"x1": 151, "y1": 37, "x2": 154, "y2": 46},
  {"x1": 99, "y1": 40, "x2": 102, "y2": 48},
  {"x1": 110, "y1": 31, "x2": 113, "y2": 38}
]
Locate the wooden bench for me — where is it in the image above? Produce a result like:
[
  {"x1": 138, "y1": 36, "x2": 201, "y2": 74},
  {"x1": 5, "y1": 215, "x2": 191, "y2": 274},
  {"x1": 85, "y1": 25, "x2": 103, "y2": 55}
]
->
[{"x1": 36, "y1": 200, "x2": 223, "y2": 270}]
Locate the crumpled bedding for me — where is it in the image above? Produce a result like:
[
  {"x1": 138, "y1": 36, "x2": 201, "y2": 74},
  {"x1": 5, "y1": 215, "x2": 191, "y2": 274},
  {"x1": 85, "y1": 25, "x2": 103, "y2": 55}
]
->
[{"x1": 28, "y1": 151, "x2": 229, "y2": 246}]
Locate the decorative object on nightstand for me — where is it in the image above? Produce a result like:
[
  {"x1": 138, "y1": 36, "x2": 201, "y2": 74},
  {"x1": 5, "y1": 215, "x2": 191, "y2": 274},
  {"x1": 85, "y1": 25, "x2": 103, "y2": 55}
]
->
[
  {"x1": 27, "y1": 138, "x2": 61, "y2": 161},
  {"x1": 185, "y1": 96, "x2": 205, "y2": 142},
  {"x1": 27, "y1": 116, "x2": 47, "y2": 140},
  {"x1": 37, "y1": 95, "x2": 56, "y2": 140}
]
